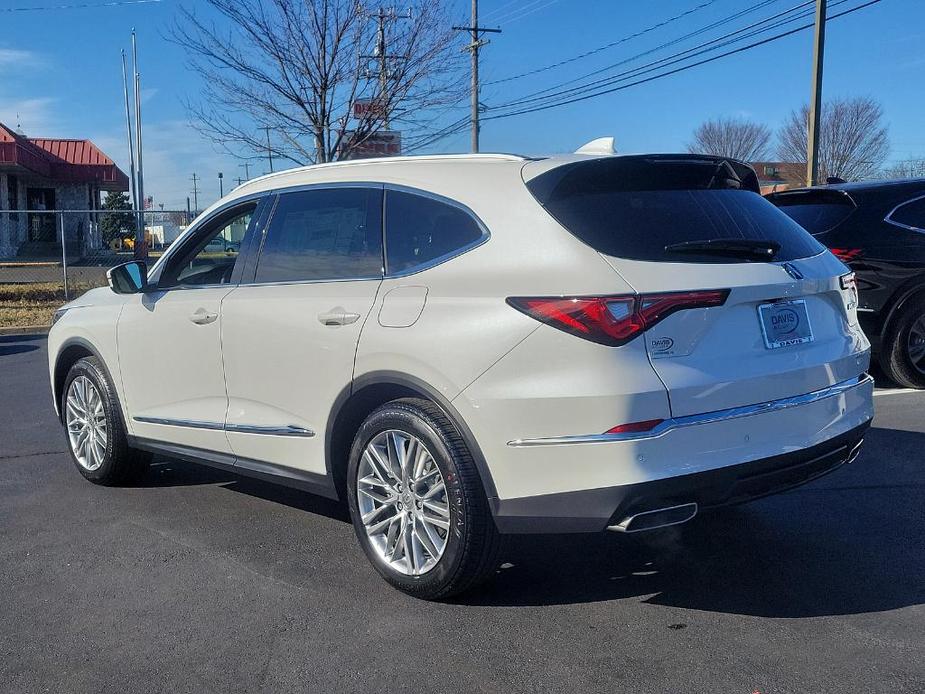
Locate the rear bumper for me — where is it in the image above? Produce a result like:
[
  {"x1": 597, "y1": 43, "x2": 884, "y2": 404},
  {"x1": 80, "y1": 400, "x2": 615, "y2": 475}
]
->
[
  {"x1": 492, "y1": 422, "x2": 869, "y2": 533},
  {"x1": 489, "y1": 374, "x2": 874, "y2": 533}
]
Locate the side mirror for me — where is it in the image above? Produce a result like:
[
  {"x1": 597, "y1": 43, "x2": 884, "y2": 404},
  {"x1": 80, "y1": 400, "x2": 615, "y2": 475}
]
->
[{"x1": 107, "y1": 261, "x2": 148, "y2": 294}]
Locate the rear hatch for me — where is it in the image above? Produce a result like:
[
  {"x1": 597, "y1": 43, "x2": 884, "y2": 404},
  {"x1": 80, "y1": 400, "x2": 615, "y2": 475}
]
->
[{"x1": 524, "y1": 155, "x2": 867, "y2": 417}]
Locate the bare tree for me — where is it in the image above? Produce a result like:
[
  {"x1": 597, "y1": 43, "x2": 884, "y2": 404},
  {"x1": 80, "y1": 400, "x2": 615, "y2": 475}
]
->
[
  {"x1": 171, "y1": 0, "x2": 464, "y2": 166},
  {"x1": 778, "y1": 96, "x2": 889, "y2": 182},
  {"x1": 882, "y1": 158, "x2": 925, "y2": 179},
  {"x1": 687, "y1": 117, "x2": 772, "y2": 161}
]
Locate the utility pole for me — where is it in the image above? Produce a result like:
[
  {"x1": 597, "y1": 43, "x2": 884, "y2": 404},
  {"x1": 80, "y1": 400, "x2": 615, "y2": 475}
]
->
[
  {"x1": 190, "y1": 173, "x2": 200, "y2": 215},
  {"x1": 261, "y1": 127, "x2": 274, "y2": 173},
  {"x1": 239, "y1": 161, "x2": 251, "y2": 181},
  {"x1": 806, "y1": 0, "x2": 826, "y2": 186},
  {"x1": 361, "y1": 7, "x2": 412, "y2": 130},
  {"x1": 454, "y1": 1, "x2": 501, "y2": 153}
]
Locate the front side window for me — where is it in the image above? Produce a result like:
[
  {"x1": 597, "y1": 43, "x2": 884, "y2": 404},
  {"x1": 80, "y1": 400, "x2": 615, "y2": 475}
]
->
[
  {"x1": 255, "y1": 187, "x2": 383, "y2": 283},
  {"x1": 888, "y1": 196, "x2": 925, "y2": 231},
  {"x1": 384, "y1": 189, "x2": 484, "y2": 274},
  {"x1": 159, "y1": 204, "x2": 255, "y2": 287}
]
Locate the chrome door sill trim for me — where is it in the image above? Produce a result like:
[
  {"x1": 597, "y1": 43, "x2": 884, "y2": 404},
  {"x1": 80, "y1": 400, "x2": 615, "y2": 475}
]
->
[
  {"x1": 507, "y1": 374, "x2": 874, "y2": 447},
  {"x1": 133, "y1": 416, "x2": 314, "y2": 438}
]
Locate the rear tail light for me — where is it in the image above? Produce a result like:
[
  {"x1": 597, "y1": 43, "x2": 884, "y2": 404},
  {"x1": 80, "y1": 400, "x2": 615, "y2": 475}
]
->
[
  {"x1": 506, "y1": 289, "x2": 729, "y2": 346},
  {"x1": 830, "y1": 247, "x2": 862, "y2": 263}
]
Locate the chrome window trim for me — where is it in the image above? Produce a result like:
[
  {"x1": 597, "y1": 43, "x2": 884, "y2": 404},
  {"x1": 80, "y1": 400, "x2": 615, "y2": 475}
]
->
[
  {"x1": 884, "y1": 193, "x2": 925, "y2": 233},
  {"x1": 382, "y1": 183, "x2": 491, "y2": 279},
  {"x1": 507, "y1": 374, "x2": 874, "y2": 447},
  {"x1": 133, "y1": 416, "x2": 314, "y2": 438}
]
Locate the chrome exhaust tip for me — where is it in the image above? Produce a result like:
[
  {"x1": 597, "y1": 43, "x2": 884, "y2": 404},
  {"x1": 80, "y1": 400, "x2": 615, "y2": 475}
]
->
[{"x1": 607, "y1": 502, "x2": 698, "y2": 533}]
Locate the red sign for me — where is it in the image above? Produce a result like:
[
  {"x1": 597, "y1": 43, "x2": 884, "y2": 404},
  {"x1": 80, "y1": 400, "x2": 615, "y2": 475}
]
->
[
  {"x1": 353, "y1": 98, "x2": 387, "y2": 120},
  {"x1": 341, "y1": 130, "x2": 402, "y2": 160}
]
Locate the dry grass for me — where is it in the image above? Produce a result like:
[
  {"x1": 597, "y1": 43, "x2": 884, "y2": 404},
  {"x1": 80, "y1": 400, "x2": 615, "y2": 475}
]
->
[{"x1": 0, "y1": 281, "x2": 106, "y2": 328}]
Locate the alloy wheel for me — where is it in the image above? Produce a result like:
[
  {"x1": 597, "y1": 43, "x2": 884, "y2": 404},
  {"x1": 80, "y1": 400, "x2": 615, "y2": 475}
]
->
[
  {"x1": 356, "y1": 429, "x2": 450, "y2": 576},
  {"x1": 908, "y1": 315, "x2": 925, "y2": 375},
  {"x1": 65, "y1": 376, "x2": 108, "y2": 472}
]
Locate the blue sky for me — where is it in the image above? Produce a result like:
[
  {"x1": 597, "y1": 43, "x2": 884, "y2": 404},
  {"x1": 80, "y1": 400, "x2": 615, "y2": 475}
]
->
[{"x1": 1, "y1": 0, "x2": 922, "y2": 208}]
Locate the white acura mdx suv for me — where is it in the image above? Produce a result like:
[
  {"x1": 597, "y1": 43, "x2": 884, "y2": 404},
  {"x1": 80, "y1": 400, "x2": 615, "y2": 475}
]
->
[{"x1": 48, "y1": 150, "x2": 874, "y2": 598}]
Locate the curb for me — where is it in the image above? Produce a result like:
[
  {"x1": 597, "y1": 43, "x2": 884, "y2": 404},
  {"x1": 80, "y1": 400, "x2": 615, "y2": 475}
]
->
[{"x1": 0, "y1": 325, "x2": 51, "y2": 336}]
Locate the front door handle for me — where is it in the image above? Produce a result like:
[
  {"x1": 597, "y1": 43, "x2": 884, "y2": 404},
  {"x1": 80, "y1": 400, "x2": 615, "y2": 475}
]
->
[
  {"x1": 189, "y1": 308, "x2": 219, "y2": 325},
  {"x1": 317, "y1": 307, "x2": 361, "y2": 326}
]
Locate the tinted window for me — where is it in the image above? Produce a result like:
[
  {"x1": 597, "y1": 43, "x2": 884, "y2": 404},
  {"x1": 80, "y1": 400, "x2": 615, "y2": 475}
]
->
[
  {"x1": 160, "y1": 204, "x2": 255, "y2": 287},
  {"x1": 770, "y1": 189, "x2": 856, "y2": 235},
  {"x1": 527, "y1": 158, "x2": 824, "y2": 263},
  {"x1": 890, "y1": 197, "x2": 925, "y2": 230},
  {"x1": 385, "y1": 190, "x2": 484, "y2": 274},
  {"x1": 256, "y1": 187, "x2": 382, "y2": 283}
]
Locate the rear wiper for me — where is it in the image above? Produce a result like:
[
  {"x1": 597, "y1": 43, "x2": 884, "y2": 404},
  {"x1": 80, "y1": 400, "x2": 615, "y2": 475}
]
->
[{"x1": 664, "y1": 238, "x2": 781, "y2": 260}]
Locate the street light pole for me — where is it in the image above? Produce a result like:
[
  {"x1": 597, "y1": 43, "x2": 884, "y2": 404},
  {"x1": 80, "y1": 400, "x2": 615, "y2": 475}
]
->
[
  {"x1": 218, "y1": 172, "x2": 224, "y2": 198},
  {"x1": 806, "y1": 0, "x2": 827, "y2": 186}
]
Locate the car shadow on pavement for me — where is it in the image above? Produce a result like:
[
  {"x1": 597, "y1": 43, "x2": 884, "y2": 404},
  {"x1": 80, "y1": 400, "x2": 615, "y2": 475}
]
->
[
  {"x1": 142, "y1": 459, "x2": 350, "y2": 523},
  {"x1": 460, "y1": 426, "x2": 925, "y2": 617}
]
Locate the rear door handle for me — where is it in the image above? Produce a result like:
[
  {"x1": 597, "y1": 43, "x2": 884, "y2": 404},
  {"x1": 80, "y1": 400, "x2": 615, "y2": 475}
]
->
[
  {"x1": 317, "y1": 307, "x2": 361, "y2": 326},
  {"x1": 189, "y1": 308, "x2": 219, "y2": 325}
]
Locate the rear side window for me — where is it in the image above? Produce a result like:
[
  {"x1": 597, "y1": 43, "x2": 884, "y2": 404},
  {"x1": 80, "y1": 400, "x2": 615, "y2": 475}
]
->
[
  {"x1": 255, "y1": 187, "x2": 383, "y2": 283},
  {"x1": 770, "y1": 189, "x2": 856, "y2": 235},
  {"x1": 526, "y1": 157, "x2": 825, "y2": 263},
  {"x1": 888, "y1": 196, "x2": 925, "y2": 231},
  {"x1": 385, "y1": 189, "x2": 484, "y2": 274}
]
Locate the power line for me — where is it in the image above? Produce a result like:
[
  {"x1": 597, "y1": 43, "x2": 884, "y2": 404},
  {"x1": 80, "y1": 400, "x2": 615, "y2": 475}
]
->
[
  {"x1": 411, "y1": 0, "x2": 881, "y2": 152},
  {"x1": 499, "y1": 0, "x2": 560, "y2": 26},
  {"x1": 489, "y1": 0, "x2": 549, "y2": 24},
  {"x1": 485, "y1": 0, "x2": 722, "y2": 85},
  {"x1": 493, "y1": 0, "x2": 790, "y2": 101},
  {"x1": 482, "y1": 0, "x2": 883, "y2": 123},
  {"x1": 2, "y1": 0, "x2": 160, "y2": 11},
  {"x1": 496, "y1": 0, "x2": 828, "y2": 111}
]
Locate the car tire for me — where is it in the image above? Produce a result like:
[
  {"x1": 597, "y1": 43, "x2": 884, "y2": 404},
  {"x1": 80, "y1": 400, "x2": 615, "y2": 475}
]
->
[
  {"x1": 347, "y1": 398, "x2": 501, "y2": 600},
  {"x1": 880, "y1": 298, "x2": 925, "y2": 389},
  {"x1": 61, "y1": 356, "x2": 151, "y2": 485}
]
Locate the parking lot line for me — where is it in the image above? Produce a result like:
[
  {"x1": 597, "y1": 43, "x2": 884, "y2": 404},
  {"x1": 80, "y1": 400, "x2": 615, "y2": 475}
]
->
[{"x1": 873, "y1": 388, "x2": 921, "y2": 397}]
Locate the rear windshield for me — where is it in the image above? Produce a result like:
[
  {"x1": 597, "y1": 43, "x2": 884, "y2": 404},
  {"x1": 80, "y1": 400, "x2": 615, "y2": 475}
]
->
[
  {"x1": 526, "y1": 157, "x2": 825, "y2": 263},
  {"x1": 768, "y1": 189, "x2": 856, "y2": 235}
]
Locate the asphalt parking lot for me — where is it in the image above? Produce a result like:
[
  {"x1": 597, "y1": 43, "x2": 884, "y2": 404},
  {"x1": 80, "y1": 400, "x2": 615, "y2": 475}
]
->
[{"x1": 1, "y1": 333, "x2": 922, "y2": 693}]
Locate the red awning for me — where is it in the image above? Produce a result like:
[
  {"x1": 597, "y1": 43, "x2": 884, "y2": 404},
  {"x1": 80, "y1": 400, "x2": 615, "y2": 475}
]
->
[{"x1": 0, "y1": 122, "x2": 129, "y2": 192}]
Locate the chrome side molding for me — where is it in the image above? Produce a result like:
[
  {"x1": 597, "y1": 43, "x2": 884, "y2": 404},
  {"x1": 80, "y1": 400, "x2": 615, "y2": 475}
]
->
[
  {"x1": 225, "y1": 423, "x2": 315, "y2": 437},
  {"x1": 133, "y1": 416, "x2": 224, "y2": 431},
  {"x1": 133, "y1": 416, "x2": 315, "y2": 438},
  {"x1": 508, "y1": 374, "x2": 874, "y2": 447}
]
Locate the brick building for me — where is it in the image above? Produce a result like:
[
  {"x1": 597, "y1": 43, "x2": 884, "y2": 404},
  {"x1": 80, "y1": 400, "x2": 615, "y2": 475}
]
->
[{"x1": 0, "y1": 122, "x2": 129, "y2": 258}]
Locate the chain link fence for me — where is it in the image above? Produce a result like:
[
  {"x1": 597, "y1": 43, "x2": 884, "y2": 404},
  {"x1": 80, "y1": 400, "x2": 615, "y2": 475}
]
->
[{"x1": 0, "y1": 209, "x2": 194, "y2": 329}]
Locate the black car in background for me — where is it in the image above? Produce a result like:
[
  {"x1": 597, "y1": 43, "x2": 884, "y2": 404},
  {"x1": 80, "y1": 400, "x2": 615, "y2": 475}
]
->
[{"x1": 768, "y1": 180, "x2": 925, "y2": 387}]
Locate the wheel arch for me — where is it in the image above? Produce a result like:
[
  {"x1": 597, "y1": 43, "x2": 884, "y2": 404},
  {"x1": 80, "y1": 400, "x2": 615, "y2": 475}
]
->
[
  {"x1": 53, "y1": 337, "x2": 119, "y2": 423},
  {"x1": 881, "y1": 279, "x2": 925, "y2": 339},
  {"x1": 325, "y1": 371, "x2": 498, "y2": 504}
]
